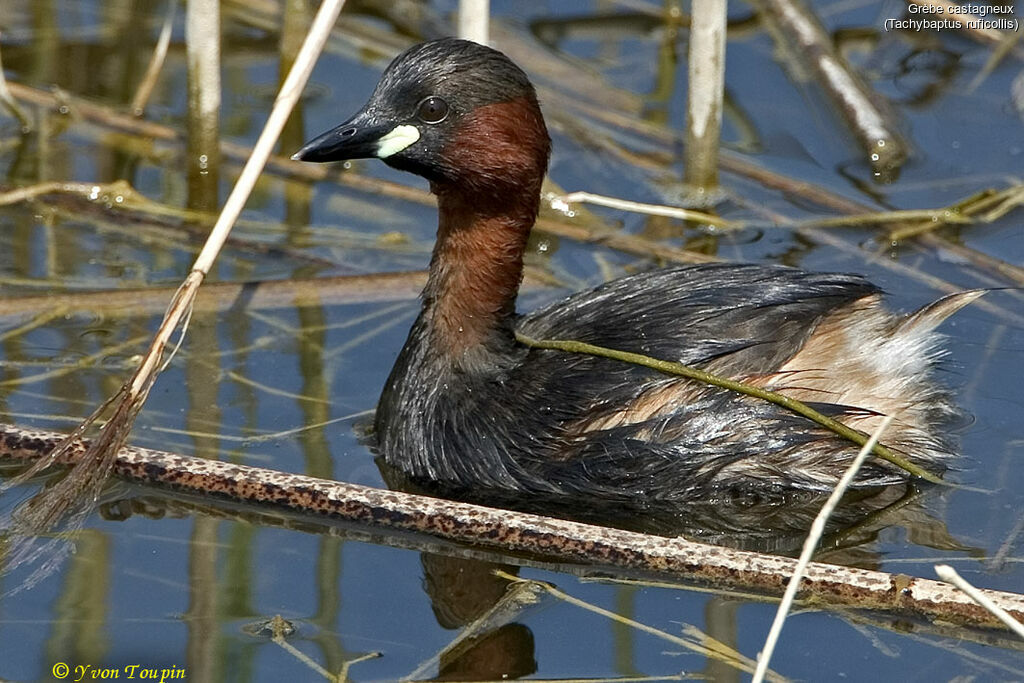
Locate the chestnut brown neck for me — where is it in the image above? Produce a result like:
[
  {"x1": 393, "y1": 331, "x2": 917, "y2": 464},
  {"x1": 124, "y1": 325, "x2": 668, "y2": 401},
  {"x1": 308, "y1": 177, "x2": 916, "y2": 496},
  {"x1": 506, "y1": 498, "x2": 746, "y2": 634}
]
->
[
  {"x1": 420, "y1": 189, "x2": 537, "y2": 361},
  {"x1": 415, "y1": 96, "x2": 550, "y2": 365}
]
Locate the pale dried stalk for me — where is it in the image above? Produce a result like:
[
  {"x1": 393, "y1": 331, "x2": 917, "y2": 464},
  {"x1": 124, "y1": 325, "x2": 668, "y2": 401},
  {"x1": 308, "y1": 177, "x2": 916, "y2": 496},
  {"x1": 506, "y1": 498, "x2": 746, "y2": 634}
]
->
[
  {"x1": 1, "y1": 0, "x2": 349, "y2": 548},
  {"x1": 131, "y1": 0, "x2": 178, "y2": 116},
  {"x1": 756, "y1": 0, "x2": 909, "y2": 177},
  {"x1": 0, "y1": 181, "x2": 78, "y2": 206},
  {"x1": 684, "y1": 0, "x2": 727, "y2": 189},
  {"x1": 267, "y1": 615, "x2": 336, "y2": 680},
  {"x1": 553, "y1": 191, "x2": 736, "y2": 228},
  {"x1": 752, "y1": 415, "x2": 894, "y2": 683},
  {"x1": 185, "y1": 0, "x2": 221, "y2": 210},
  {"x1": 458, "y1": 0, "x2": 490, "y2": 45}
]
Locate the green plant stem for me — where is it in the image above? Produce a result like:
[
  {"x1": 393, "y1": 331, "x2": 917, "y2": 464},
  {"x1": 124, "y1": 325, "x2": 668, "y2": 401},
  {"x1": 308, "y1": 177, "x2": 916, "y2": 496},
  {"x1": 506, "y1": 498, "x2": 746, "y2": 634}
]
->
[{"x1": 514, "y1": 332, "x2": 942, "y2": 483}]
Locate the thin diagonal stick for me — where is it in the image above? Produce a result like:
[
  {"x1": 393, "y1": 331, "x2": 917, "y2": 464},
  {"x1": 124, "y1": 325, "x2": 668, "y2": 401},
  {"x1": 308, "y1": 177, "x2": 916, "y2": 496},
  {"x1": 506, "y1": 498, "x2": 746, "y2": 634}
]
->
[
  {"x1": 1, "y1": 0, "x2": 348, "y2": 555},
  {"x1": 935, "y1": 565, "x2": 1024, "y2": 639},
  {"x1": 752, "y1": 414, "x2": 895, "y2": 683}
]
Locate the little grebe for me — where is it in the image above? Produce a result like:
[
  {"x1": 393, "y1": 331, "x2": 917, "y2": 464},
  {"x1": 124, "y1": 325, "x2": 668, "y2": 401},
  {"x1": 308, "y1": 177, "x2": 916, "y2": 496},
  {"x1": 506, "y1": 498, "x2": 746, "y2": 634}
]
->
[{"x1": 295, "y1": 38, "x2": 979, "y2": 505}]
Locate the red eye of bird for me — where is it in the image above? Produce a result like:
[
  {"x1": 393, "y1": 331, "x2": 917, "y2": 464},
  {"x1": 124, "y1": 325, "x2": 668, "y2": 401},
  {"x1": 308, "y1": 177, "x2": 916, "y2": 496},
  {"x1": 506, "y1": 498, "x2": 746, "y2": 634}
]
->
[{"x1": 416, "y1": 96, "x2": 449, "y2": 124}]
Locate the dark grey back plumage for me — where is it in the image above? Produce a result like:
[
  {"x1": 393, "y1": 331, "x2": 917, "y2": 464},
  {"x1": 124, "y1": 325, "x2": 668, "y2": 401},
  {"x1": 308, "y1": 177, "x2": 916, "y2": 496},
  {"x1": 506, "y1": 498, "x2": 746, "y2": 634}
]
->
[{"x1": 375, "y1": 263, "x2": 947, "y2": 512}]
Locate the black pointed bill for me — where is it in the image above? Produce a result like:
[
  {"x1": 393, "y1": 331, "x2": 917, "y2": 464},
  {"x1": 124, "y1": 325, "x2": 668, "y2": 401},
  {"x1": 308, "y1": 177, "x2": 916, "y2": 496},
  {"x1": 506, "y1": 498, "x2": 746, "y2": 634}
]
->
[{"x1": 292, "y1": 114, "x2": 421, "y2": 163}]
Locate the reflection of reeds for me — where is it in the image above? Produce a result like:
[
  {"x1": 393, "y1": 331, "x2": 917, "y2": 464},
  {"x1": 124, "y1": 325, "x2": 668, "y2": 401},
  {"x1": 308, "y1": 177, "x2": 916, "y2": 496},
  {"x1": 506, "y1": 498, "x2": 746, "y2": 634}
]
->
[
  {"x1": 495, "y1": 569, "x2": 774, "y2": 681},
  {"x1": 0, "y1": 0, "x2": 350, "y2": 578},
  {"x1": 5, "y1": 15, "x2": 1018, "y2": 297},
  {"x1": 279, "y1": 0, "x2": 313, "y2": 247},
  {"x1": 130, "y1": 0, "x2": 177, "y2": 117}
]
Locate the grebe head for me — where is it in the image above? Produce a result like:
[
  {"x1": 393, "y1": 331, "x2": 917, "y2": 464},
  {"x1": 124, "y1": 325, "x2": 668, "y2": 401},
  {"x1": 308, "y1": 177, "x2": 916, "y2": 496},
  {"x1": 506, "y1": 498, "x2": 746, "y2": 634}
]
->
[{"x1": 293, "y1": 38, "x2": 551, "y2": 199}]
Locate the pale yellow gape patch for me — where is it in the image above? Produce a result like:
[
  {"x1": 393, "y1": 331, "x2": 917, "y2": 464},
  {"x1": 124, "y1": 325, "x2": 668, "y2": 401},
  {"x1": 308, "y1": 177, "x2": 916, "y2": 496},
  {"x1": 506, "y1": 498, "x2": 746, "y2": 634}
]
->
[{"x1": 376, "y1": 125, "x2": 421, "y2": 158}]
